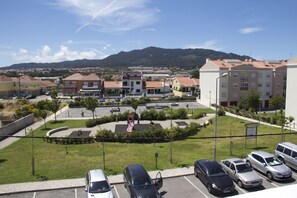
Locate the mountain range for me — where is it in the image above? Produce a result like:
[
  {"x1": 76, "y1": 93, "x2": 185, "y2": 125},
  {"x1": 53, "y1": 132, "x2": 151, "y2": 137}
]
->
[{"x1": 1, "y1": 47, "x2": 252, "y2": 70}]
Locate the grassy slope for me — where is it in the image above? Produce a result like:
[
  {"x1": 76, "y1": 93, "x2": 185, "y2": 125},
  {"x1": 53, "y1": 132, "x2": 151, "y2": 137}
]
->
[{"x1": 0, "y1": 116, "x2": 296, "y2": 184}]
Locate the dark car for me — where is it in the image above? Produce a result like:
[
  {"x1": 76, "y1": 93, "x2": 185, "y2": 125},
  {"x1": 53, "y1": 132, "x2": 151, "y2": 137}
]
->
[
  {"x1": 123, "y1": 164, "x2": 163, "y2": 198},
  {"x1": 194, "y1": 160, "x2": 235, "y2": 194}
]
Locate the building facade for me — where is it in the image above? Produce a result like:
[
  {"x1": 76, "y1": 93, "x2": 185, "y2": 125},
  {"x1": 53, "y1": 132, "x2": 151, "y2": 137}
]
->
[
  {"x1": 199, "y1": 59, "x2": 287, "y2": 108},
  {"x1": 285, "y1": 57, "x2": 297, "y2": 127}
]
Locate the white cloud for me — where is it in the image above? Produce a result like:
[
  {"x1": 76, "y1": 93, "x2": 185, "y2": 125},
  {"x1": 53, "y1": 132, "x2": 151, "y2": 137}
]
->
[
  {"x1": 12, "y1": 45, "x2": 98, "y2": 63},
  {"x1": 53, "y1": 0, "x2": 159, "y2": 33},
  {"x1": 239, "y1": 27, "x2": 263, "y2": 34},
  {"x1": 184, "y1": 40, "x2": 222, "y2": 51}
]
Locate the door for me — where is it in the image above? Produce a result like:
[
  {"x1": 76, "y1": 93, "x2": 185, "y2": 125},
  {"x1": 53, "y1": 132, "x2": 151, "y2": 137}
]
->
[
  {"x1": 155, "y1": 171, "x2": 163, "y2": 190},
  {"x1": 229, "y1": 164, "x2": 237, "y2": 180}
]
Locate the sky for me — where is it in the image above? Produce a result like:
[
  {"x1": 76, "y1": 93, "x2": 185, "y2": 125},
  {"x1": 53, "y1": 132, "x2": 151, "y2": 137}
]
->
[{"x1": 0, "y1": 0, "x2": 297, "y2": 67}]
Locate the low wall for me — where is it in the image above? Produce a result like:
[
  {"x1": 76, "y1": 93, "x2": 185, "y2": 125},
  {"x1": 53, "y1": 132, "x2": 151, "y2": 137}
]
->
[
  {"x1": 0, "y1": 114, "x2": 34, "y2": 141},
  {"x1": 46, "y1": 127, "x2": 68, "y2": 137}
]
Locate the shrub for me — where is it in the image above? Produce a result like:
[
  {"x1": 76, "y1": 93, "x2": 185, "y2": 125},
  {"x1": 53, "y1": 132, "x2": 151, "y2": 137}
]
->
[
  {"x1": 68, "y1": 101, "x2": 82, "y2": 108},
  {"x1": 192, "y1": 112, "x2": 206, "y2": 119},
  {"x1": 95, "y1": 129, "x2": 114, "y2": 140},
  {"x1": 173, "y1": 108, "x2": 188, "y2": 119},
  {"x1": 217, "y1": 109, "x2": 225, "y2": 116}
]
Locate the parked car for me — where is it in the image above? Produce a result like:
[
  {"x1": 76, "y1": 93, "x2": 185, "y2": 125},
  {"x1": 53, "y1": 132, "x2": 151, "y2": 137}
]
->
[
  {"x1": 123, "y1": 164, "x2": 163, "y2": 198},
  {"x1": 246, "y1": 150, "x2": 292, "y2": 181},
  {"x1": 275, "y1": 142, "x2": 297, "y2": 170},
  {"x1": 220, "y1": 158, "x2": 262, "y2": 188},
  {"x1": 85, "y1": 169, "x2": 115, "y2": 198},
  {"x1": 25, "y1": 94, "x2": 36, "y2": 99},
  {"x1": 194, "y1": 160, "x2": 234, "y2": 194},
  {"x1": 45, "y1": 91, "x2": 51, "y2": 95}
]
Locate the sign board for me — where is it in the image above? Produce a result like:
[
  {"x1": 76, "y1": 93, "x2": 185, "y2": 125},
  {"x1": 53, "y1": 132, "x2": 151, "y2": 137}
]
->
[{"x1": 245, "y1": 123, "x2": 259, "y2": 148}]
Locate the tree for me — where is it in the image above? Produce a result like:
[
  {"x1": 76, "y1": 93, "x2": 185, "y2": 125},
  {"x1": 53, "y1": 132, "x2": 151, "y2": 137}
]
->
[
  {"x1": 0, "y1": 103, "x2": 4, "y2": 118},
  {"x1": 13, "y1": 104, "x2": 38, "y2": 119},
  {"x1": 269, "y1": 94, "x2": 285, "y2": 110},
  {"x1": 48, "y1": 99, "x2": 61, "y2": 122},
  {"x1": 83, "y1": 97, "x2": 99, "y2": 119},
  {"x1": 239, "y1": 90, "x2": 261, "y2": 113},
  {"x1": 190, "y1": 69, "x2": 200, "y2": 79},
  {"x1": 50, "y1": 88, "x2": 58, "y2": 99},
  {"x1": 36, "y1": 100, "x2": 51, "y2": 129},
  {"x1": 130, "y1": 99, "x2": 139, "y2": 113},
  {"x1": 288, "y1": 116, "x2": 295, "y2": 133}
]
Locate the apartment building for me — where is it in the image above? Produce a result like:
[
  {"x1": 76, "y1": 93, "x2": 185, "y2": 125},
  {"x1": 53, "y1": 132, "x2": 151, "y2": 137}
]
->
[
  {"x1": 285, "y1": 57, "x2": 297, "y2": 127},
  {"x1": 199, "y1": 59, "x2": 287, "y2": 108},
  {"x1": 121, "y1": 71, "x2": 144, "y2": 96},
  {"x1": 62, "y1": 73, "x2": 102, "y2": 97}
]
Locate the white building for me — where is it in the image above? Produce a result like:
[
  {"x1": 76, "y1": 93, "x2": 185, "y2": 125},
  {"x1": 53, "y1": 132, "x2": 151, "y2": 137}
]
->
[{"x1": 285, "y1": 57, "x2": 297, "y2": 127}]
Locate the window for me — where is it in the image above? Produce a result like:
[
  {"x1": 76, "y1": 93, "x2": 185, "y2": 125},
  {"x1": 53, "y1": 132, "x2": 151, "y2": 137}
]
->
[
  {"x1": 266, "y1": 82, "x2": 270, "y2": 87},
  {"x1": 266, "y1": 74, "x2": 271, "y2": 78},
  {"x1": 258, "y1": 82, "x2": 262, "y2": 87},
  {"x1": 233, "y1": 83, "x2": 238, "y2": 88},
  {"x1": 123, "y1": 81, "x2": 127, "y2": 86},
  {"x1": 284, "y1": 148, "x2": 292, "y2": 156},
  {"x1": 277, "y1": 83, "x2": 281, "y2": 87},
  {"x1": 292, "y1": 151, "x2": 297, "y2": 158},
  {"x1": 266, "y1": 92, "x2": 270, "y2": 96},
  {"x1": 136, "y1": 89, "x2": 140, "y2": 93},
  {"x1": 222, "y1": 82, "x2": 227, "y2": 88},
  {"x1": 223, "y1": 161, "x2": 231, "y2": 167},
  {"x1": 277, "y1": 72, "x2": 282, "y2": 78},
  {"x1": 136, "y1": 81, "x2": 140, "y2": 85},
  {"x1": 222, "y1": 92, "x2": 226, "y2": 98},
  {"x1": 252, "y1": 154, "x2": 265, "y2": 163},
  {"x1": 230, "y1": 164, "x2": 235, "y2": 171},
  {"x1": 233, "y1": 73, "x2": 238, "y2": 78},
  {"x1": 277, "y1": 145, "x2": 284, "y2": 152}
]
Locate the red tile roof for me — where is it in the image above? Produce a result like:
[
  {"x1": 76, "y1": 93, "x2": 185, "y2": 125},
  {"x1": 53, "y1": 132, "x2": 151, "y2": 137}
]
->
[
  {"x1": 145, "y1": 81, "x2": 164, "y2": 88},
  {"x1": 175, "y1": 77, "x2": 199, "y2": 87},
  {"x1": 104, "y1": 81, "x2": 122, "y2": 88},
  {"x1": 82, "y1": 73, "x2": 100, "y2": 80},
  {"x1": 63, "y1": 73, "x2": 84, "y2": 80}
]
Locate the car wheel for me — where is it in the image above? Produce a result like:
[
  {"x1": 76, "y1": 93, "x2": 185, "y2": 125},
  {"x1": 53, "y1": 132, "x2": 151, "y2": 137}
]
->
[
  {"x1": 207, "y1": 184, "x2": 213, "y2": 194},
  {"x1": 267, "y1": 172, "x2": 273, "y2": 180},
  {"x1": 237, "y1": 180, "x2": 243, "y2": 188}
]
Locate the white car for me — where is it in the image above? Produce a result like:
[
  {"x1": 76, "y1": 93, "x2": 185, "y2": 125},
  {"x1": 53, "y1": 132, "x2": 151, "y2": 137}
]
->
[{"x1": 85, "y1": 169, "x2": 115, "y2": 198}]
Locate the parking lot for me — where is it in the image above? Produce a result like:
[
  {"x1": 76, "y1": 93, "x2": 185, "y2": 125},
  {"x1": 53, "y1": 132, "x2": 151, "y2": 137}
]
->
[{"x1": 2, "y1": 170, "x2": 297, "y2": 198}]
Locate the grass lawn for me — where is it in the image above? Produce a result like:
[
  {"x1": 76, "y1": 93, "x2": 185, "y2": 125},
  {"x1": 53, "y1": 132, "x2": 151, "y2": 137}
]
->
[{"x1": 0, "y1": 115, "x2": 296, "y2": 184}]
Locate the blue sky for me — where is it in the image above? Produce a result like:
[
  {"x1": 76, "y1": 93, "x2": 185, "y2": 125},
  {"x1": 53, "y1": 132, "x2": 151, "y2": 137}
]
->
[{"x1": 0, "y1": 0, "x2": 297, "y2": 67}]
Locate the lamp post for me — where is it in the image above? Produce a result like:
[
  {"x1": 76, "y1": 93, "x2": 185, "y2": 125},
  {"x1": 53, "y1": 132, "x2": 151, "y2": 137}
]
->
[{"x1": 214, "y1": 73, "x2": 228, "y2": 161}]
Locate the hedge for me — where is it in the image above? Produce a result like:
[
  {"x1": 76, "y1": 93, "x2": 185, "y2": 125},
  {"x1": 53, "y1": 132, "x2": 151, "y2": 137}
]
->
[{"x1": 95, "y1": 122, "x2": 201, "y2": 143}]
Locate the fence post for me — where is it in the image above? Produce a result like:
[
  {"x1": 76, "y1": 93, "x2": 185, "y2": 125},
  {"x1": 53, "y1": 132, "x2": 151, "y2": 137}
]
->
[{"x1": 170, "y1": 139, "x2": 173, "y2": 164}]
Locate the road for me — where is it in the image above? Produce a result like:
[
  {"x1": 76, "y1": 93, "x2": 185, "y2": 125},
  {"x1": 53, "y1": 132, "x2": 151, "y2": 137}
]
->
[{"x1": 2, "y1": 171, "x2": 297, "y2": 198}]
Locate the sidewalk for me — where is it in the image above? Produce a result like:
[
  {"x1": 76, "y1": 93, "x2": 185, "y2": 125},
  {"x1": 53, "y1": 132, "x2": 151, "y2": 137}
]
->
[
  {"x1": 0, "y1": 105, "x2": 69, "y2": 150},
  {"x1": 0, "y1": 166, "x2": 194, "y2": 195}
]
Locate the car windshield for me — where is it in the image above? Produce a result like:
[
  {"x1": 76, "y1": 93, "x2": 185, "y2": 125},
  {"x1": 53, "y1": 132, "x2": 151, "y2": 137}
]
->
[
  {"x1": 89, "y1": 181, "x2": 111, "y2": 193},
  {"x1": 265, "y1": 157, "x2": 282, "y2": 166},
  {"x1": 236, "y1": 164, "x2": 253, "y2": 173},
  {"x1": 208, "y1": 166, "x2": 225, "y2": 176},
  {"x1": 132, "y1": 176, "x2": 153, "y2": 187}
]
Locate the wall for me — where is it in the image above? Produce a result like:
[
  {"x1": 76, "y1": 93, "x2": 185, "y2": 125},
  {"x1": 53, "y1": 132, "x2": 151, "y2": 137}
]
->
[{"x1": 0, "y1": 114, "x2": 34, "y2": 141}]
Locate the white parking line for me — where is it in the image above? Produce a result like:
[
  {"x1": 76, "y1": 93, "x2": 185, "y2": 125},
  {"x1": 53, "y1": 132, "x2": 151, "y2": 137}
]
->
[
  {"x1": 33, "y1": 192, "x2": 36, "y2": 198},
  {"x1": 74, "y1": 188, "x2": 77, "y2": 198},
  {"x1": 258, "y1": 175, "x2": 279, "y2": 187},
  {"x1": 184, "y1": 176, "x2": 209, "y2": 198},
  {"x1": 235, "y1": 185, "x2": 247, "y2": 194},
  {"x1": 114, "y1": 185, "x2": 120, "y2": 198}
]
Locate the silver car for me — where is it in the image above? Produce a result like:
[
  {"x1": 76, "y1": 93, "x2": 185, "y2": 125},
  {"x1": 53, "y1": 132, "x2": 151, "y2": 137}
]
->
[
  {"x1": 246, "y1": 150, "x2": 292, "y2": 181},
  {"x1": 220, "y1": 158, "x2": 262, "y2": 188}
]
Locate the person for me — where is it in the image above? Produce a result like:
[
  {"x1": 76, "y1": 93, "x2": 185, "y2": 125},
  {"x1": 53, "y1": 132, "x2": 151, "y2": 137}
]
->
[{"x1": 81, "y1": 110, "x2": 84, "y2": 117}]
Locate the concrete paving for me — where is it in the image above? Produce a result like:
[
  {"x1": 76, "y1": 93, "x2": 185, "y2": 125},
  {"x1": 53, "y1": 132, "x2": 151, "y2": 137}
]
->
[{"x1": 0, "y1": 166, "x2": 194, "y2": 195}]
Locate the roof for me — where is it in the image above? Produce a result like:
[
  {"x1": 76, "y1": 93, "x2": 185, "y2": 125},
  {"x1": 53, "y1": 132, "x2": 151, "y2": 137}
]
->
[
  {"x1": 174, "y1": 77, "x2": 199, "y2": 87},
  {"x1": 0, "y1": 75, "x2": 12, "y2": 81},
  {"x1": 125, "y1": 164, "x2": 149, "y2": 178},
  {"x1": 145, "y1": 81, "x2": 164, "y2": 88},
  {"x1": 20, "y1": 75, "x2": 35, "y2": 81},
  {"x1": 203, "y1": 59, "x2": 287, "y2": 70},
  {"x1": 226, "y1": 158, "x2": 245, "y2": 164},
  {"x1": 287, "y1": 56, "x2": 297, "y2": 65},
  {"x1": 82, "y1": 73, "x2": 100, "y2": 81},
  {"x1": 278, "y1": 142, "x2": 297, "y2": 151},
  {"x1": 104, "y1": 81, "x2": 122, "y2": 88},
  {"x1": 251, "y1": 150, "x2": 274, "y2": 158},
  {"x1": 40, "y1": 80, "x2": 56, "y2": 87},
  {"x1": 89, "y1": 169, "x2": 106, "y2": 182},
  {"x1": 63, "y1": 73, "x2": 84, "y2": 80}
]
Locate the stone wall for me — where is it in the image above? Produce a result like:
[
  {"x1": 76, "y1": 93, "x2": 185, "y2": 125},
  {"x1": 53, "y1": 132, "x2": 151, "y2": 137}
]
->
[{"x1": 0, "y1": 114, "x2": 34, "y2": 141}]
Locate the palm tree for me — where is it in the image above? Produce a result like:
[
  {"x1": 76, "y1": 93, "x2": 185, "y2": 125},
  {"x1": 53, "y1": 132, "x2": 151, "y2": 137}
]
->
[{"x1": 288, "y1": 116, "x2": 295, "y2": 133}]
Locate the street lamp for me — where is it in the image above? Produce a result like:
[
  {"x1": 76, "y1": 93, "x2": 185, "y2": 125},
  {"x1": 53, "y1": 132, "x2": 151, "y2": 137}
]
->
[{"x1": 214, "y1": 72, "x2": 228, "y2": 161}]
